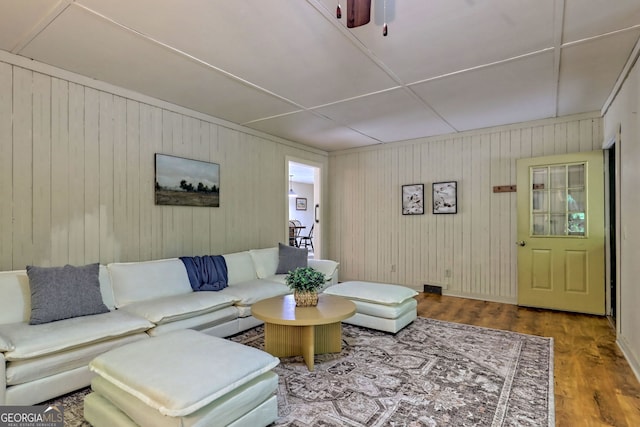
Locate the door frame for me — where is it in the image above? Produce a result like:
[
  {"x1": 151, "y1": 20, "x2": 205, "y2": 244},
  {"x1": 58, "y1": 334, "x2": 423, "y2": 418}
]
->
[
  {"x1": 286, "y1": 156, "x2": 323, "y2": 258},
  {"x1": 603, "y1": 125, "x2": 622, "y2": 326}
]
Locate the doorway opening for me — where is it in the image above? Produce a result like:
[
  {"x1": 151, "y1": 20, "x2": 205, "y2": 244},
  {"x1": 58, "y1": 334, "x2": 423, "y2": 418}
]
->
[{"x1": 288, "y1": 160, "x2": 321, "y2": 258}]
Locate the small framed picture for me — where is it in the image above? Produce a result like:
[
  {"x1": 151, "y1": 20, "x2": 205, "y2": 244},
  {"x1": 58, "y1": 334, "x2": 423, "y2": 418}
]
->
[
  {"x1": 402, "y1": 184, "x2": 424, "y2": 215},
  {"x1": 296, "y1": 197, "x2": 307, "y2": 211},
  {"x1": 433, "y1": 181, "x2": 457, "y2": 214}
]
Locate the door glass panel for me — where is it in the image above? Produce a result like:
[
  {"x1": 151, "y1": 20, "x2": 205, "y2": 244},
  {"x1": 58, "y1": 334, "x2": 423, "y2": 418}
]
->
[
  {"x1": 532, "y1": 168, "x2": 547, "y2": 187},
  {"x1": 568, "y1": 213, "x2": 585, "y2": 235},
  {"x1": 550, "y1": 189, "x2": 565, "y2": 213},
  {"x1": 530, "y1": 162, "x2": 586, "y2": 237},
  {"x1": 550, "y1": 214, "x2": 566, "y2": 235},
  {"x1": 550, "y1": 166, "x2": 566, "y2": 189},
  {"x1": 533, "y1": 190, "x2": 547, "y2": 212},
  {"x1": 568, "y1": 164, "x2": 585, "y2": 187},
  {"x1": 568, "y1": 189, "x2": 584, "y2": 212},
  {"x1": 532, "y1": 214, "x2": 549, "y2": 235}
]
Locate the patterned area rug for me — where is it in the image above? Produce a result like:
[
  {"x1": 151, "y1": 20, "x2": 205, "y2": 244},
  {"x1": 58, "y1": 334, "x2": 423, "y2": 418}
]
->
[{"x1": 46, "y1": 317, "x2": 554, "y2": 426}]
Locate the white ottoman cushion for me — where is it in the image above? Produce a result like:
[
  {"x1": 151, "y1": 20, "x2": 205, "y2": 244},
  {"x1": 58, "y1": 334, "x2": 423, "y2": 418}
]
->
[
  {"x1": 89, "y1": 371, "x2": 278, "y2": 427},
  {"x1": 352, "y1": 298, "x2": 418, "y2": 319},
  {"x1": 89, "y1": 329, "x2": 279, "y2": 417},
  {"x1": 324, "y1": 281, "x2": 418, "y2": 305}
]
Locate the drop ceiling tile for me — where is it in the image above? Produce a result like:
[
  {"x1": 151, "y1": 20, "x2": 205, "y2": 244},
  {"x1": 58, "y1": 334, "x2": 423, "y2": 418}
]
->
[
  {"x1": 19, "y1": 5, "x2": 297, "y2": 124},
  {"x1": 77, "y1": 0, "x2": 399, "y2": 107},
  {"x1": 245, "y1": 110, "x2": 380, "y2": 151},
  {"x1": 313, "y1": 88, "x2": 455, "y2": 142},
  {"x1": 0, "y1": 0, "x2": 64, "y2": 51},
  {"x1": 558, "y1": 29, "x2": 640, "y2": 116},
  {"x1": 564, "y1": 0, "x2": 640, "y2": 43},
  {"x1": 411, "y1": 51, "x2": 556, "y2": 132},
  {"x1": 322, "y1": 0, "x2": 556, "y2": 84}
]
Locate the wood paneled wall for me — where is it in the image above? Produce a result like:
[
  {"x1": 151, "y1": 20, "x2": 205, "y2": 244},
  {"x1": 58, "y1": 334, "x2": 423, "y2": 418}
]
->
[
  {"x1": 328, "y1": 113, "x2": 603, "y2": 303},
  {"x1": 0, "y1": 58, "x2": 328, "y2": 271}
]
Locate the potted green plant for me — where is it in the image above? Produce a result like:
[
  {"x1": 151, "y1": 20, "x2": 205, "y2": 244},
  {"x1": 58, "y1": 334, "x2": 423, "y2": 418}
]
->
[{"x1": 285, "y1": 266, "x2": 326, "y2": 307}]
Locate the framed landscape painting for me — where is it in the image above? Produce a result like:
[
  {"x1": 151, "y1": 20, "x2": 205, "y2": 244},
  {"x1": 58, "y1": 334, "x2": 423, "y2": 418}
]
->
[
  {"x1": 296, "y1": 198, "x2": 307, "y2": 210},
  {"x1": 433, "y1": 181, "x2": 457, "y2": 214},
  {"x1": 155, "y1": 153, "x2": 220, "y2": 207},
  {"x1": 402, "y1": 184, "x2": 424, "y2": 215}
]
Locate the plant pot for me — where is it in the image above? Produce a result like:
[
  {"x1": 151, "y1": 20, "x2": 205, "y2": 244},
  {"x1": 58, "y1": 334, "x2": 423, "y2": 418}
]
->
[{"x1": 294, "y1": 290, "x2": 319, "y2": 307}]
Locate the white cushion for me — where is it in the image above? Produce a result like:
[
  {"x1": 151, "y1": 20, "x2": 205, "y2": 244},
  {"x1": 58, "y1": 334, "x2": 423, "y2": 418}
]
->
[
  {"x1": 0, "y1": 311, "x2": 153, "y2": 360},
  {"x1": 345, "y1": 310, "x2": 417, "y2": 333},
  {"x1": 108, "y1": 259, "x2": 192, "y2": 307},
  {"x1": 223, "y1": 252, "x2": 258, "y2": 285},
  {"x1": 6, "y1": 334, "x2": 148, "y2": 386},
  {"x1": 352, "y1": 298, "x2": 417, "y2": 319},
  {"x1": 0, "y1": 270, "x2": 30, "y2": 324},
  {"x1": 0, "y1": 332, "x2": 13, "y2": 352},
  {"x1": 262, "y1": 274, "x2": 287, "y2": 285},
  {"x1": 89, "y1": 371, "x2": 278, "y2": 427},
  {"x1": 249, "y1": 247, "x2": 278, "y2": 279},
  {"x1": 218, "y1": 279, "x2": 289, "y2": 306},
  {"x1": 146, "y1": 306, "x2": 238, "y2": 336},
  {"x1": 308, "y1": 259, "x2": 339, "y2": 282},
  {"x1": 98, "y1": 265, "x2": 116, "y2": 310},
  {"x1": 118, "y1": 292, "x2": 239, "y2": 324},
  {"x1": 89, "y1": 329, "x2": 280, "y2": 417},
  {"x1": 324, "y1": 281, "x2": 418, "y2": 305}
]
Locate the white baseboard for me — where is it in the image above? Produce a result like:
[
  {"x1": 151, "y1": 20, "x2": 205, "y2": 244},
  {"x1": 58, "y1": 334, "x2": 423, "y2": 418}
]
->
[{"x1": 617, "y1": 334, "x2": 640, "y2": 384}]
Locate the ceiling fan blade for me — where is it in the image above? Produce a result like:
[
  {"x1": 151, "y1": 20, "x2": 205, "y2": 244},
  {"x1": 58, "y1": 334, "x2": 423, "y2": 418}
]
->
[{"x1": 347, "y1": 0, "x2": 371, "y2": 28}]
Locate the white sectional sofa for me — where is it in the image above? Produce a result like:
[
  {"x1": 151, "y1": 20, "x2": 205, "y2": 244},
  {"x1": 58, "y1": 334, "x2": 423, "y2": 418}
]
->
[{"x1": 0, "y1": 246, "x2": 339, "y2": 406}]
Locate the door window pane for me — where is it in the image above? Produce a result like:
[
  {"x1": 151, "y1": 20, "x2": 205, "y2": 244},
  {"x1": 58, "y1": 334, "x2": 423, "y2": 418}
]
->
[
  {"x1": 568, "y1": 164, "x2": 585, "y2": 187},
  {"x1": 550, "y1": 214, "x2": 566, "y2": 235},
  {"x1": 532, "y1": 214, "x2": 549, "y2": 235},
  {"x1": 530, "y1": 162, "x2": 586, "y2": 237},
  {"x1": 533, "y1": 190, "x2": 548, "y2": 212},
  {"x1": 550, "y1": 166, "x2": 566, "y2": 189},
  {"x1": 567, "y1": 189, "x2": 584, "y2": 212},
  {"x1": 532, "y1": 168, "x2": 547, "y2": 187},
  {"x1": 550, "y1": 189, "x2": 566, "y2": 213}
]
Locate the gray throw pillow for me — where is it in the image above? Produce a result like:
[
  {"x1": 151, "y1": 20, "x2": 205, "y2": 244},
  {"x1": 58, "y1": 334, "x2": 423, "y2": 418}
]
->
[
  {"x1": 276, "y1": 243, "x2": 308, "y2": 274},
  {"x1": 26, "y1": 263, "x2": 109, "y2": 325}
]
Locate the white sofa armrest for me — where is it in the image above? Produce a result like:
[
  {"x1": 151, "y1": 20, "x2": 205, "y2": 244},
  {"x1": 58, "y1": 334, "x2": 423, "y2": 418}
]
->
[{"x1": 308, "y1": 259, "x2": 339, "y2": 287}]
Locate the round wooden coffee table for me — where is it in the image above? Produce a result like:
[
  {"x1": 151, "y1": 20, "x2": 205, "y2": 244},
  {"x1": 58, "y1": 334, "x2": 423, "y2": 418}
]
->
[{"x1": 251, "y1": 294, "x2": 356, "y2": 371}]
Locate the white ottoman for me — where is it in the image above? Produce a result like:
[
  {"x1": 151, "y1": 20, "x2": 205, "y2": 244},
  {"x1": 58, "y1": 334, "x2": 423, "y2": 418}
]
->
[
  {"x1": 84, "y1": 329, "x2": 280, "y2": 427},
  {"x1": 323, "y1": 281, "x2": 418, "y2": 333}
]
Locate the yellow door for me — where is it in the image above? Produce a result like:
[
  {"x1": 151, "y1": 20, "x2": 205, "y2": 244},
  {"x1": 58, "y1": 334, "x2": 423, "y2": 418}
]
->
[{"x1": 516, "y1": 150, "x2": 605, "y2": 315}]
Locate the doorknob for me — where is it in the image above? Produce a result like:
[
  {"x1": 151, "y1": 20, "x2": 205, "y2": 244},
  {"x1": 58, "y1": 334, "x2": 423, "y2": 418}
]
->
[{"x1": 516, "y1": 241, "x2": 526, "y2": 247}]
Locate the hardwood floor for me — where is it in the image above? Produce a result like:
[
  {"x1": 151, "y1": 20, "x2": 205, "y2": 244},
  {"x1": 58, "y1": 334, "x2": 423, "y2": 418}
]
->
[{"x1": 416, "y1": 293, "x2": 640, "y2": 427}]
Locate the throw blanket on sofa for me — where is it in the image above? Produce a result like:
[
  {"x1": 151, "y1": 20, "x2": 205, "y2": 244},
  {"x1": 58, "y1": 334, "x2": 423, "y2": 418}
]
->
[{"x1": 180, "y1": 255, "x2": 228, "y2": 291}]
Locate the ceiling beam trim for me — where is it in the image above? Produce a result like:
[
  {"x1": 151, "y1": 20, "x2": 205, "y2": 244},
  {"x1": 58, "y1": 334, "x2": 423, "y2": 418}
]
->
[
  {"x1": 552, "y1": 0, "x2": 566, "y2": 117},
  {"x1": 562, "y1": 24, "x2": 640, "y2": 49}
]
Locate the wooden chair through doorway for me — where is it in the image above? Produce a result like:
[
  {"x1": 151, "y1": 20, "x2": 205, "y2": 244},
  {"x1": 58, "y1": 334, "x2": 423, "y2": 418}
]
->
[
  {"x1": 299, "y1": 224, "x2": 314, "y2": 251},
  {"x1": 289, "y1": 220, "x2": 303, "y2": 247}
]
